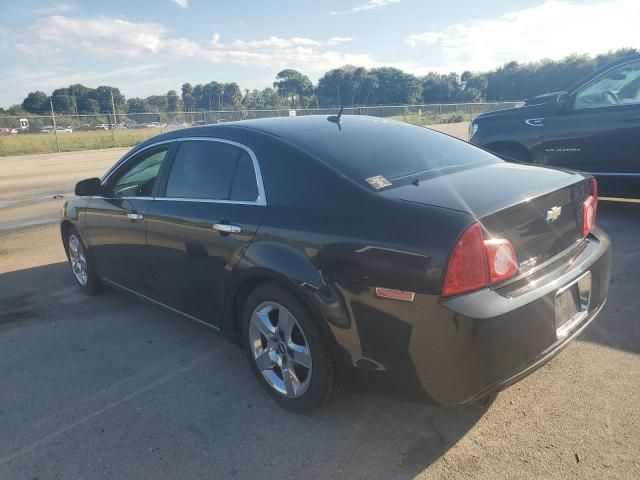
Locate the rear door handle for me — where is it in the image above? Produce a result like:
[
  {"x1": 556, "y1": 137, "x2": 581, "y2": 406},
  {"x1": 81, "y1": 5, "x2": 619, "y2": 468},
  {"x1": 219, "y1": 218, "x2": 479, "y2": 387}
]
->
[
  {"x1": 127, "y1": 213, "x2": 144, "y2": 221},
  {"x1": 212, "y1": 223, "x2": 241, "y2": 234},
  {"x1": 623, "y1": 115, "x2": 640, "y2": 123}
]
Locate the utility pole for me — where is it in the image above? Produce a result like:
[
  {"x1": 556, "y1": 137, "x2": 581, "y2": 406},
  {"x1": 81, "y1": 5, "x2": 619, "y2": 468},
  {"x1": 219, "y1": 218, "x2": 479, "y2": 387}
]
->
[
  {"x1": 50, "y1": 98, "x2": 60, "y2": 153},
  {"x1": 110, "y1": 91, "x2": 117, "y2": 147}
]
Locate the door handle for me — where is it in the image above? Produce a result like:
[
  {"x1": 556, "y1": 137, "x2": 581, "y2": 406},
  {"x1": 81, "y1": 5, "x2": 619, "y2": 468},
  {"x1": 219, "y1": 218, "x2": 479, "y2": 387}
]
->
[
  {"x1": 622, "y1": 115, "x2": 640, "y2": 123},
  {"x1": 127, "y1": 212, "x2": 144, "y2": 221},
  {"x1": 212, "y1": 223, "x2": 241, "y2": 234}
]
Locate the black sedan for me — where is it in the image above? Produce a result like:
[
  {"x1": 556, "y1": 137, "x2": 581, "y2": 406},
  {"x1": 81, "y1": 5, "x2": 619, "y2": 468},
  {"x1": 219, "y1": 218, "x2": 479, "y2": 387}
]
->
[{"x1": 61, "y1": 115, "x2": 611, "y2": 412}]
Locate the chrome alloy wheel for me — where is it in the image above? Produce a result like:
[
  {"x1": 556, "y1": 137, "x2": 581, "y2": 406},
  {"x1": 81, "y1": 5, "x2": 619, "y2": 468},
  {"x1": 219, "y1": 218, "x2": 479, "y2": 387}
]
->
[
  {"x1": 248, "y1": 301, "x2": 312, "y2": 398},
  {"x1": 68, "y1": 234, "x2": 88, "y2": 286}
]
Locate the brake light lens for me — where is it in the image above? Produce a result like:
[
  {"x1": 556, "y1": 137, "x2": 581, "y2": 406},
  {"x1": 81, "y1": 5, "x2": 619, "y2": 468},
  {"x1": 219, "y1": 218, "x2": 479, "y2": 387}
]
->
[
  {"x1": 442, "y1": 223, "x2": 518, "y2": 297},
  {"x1": 484, "y1": 239, "x2": 518, "y2": 283},
  {"x1": 582, "y1": 178, "x2": 598, "y2": 237}
]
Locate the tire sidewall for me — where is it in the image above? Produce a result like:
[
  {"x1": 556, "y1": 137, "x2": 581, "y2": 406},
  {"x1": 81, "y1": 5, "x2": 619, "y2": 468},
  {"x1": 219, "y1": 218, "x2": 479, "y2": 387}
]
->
[
  {"x1": 63, "y1": 227, "x2": 101, "y2": 294},
  {"x1": 241, "y1": 283, "x2": 333, "y2": 413}
]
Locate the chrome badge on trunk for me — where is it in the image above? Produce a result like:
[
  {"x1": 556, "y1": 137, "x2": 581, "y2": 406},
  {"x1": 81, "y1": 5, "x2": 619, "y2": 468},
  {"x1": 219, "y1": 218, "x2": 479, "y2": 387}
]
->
[{"x1": 546, "y1": 206, "x2": 562, "y2": 222}]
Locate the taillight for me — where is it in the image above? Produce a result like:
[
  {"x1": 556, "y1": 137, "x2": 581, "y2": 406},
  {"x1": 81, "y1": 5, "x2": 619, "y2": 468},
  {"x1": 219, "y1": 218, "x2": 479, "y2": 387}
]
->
[
  {"x1": 442, "y1": 223, "x2": 518, "y2": 297},
  {"x1": 582, "y1": 178, "x2": 598, "y2": 237},
  {"x1": 484, "y1": 239, "x2": 518, "y2": 283}
]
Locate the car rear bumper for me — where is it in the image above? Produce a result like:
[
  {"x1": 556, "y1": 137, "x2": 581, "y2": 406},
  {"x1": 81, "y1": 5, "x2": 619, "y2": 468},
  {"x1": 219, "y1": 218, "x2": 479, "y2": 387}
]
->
[{"x1": 332, "y1": 228, "x2": 611, "y2": 405}]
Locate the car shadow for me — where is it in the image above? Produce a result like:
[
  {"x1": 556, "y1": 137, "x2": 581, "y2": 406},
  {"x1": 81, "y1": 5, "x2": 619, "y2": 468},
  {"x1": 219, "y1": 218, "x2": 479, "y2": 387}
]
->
[
  {"x1": 0, "y1": 260, "x2": 486, "y2": 479},
  {"x1": 578, "y1": 200, "x2": 640, "y2": 354}
]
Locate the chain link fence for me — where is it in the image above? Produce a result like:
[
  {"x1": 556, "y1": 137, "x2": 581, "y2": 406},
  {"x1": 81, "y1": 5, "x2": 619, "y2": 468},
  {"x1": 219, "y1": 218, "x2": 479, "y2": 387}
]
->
[{"x1": 0, "y1": 102, "x2": 522, "y2": 156}]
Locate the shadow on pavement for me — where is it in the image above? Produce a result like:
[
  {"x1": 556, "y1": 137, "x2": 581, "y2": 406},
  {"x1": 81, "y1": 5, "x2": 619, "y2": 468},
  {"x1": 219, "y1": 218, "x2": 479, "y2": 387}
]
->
[
  {"x1": 0, "y1": 260, "x2": 484, "y2": 479},
  {"x1": 0, "y1": 200, "x2": 636, "y2": 478},
  {"x1": 579, "y1": 201, "x2": 640, "y2": 354}
]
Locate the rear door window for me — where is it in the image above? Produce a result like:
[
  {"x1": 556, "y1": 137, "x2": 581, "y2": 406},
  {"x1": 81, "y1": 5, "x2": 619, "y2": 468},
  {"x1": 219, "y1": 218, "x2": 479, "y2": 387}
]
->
[{"x1": 164, "y1": 140, "x2": 259, "y2": 201}]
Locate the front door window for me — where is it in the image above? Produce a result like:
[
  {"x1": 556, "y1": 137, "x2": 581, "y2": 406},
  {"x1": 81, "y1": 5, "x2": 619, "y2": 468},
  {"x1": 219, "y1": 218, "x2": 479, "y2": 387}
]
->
[{"x1": 574, "y1": 60, "x2": 640, "y2": 109}]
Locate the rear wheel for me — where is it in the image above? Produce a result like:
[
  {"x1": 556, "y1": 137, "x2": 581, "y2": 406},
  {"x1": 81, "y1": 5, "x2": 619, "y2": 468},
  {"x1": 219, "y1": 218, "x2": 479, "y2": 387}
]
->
[
  {"x1": 63, "y1": 228, "x2": 101, "y2": 294},
  {"x1": 242, "y1": 283, "x2": 339, "y2": 413}
]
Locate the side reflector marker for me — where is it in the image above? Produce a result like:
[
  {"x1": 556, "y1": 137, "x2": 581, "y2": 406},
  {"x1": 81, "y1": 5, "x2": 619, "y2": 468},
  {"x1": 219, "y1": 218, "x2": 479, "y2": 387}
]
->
[{"x1": 375, "y1": 287, "x2": 415, "y2": 302}]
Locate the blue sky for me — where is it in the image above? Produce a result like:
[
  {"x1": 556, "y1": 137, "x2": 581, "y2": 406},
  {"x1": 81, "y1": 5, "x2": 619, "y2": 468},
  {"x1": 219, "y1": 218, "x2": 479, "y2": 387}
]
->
[{"x1": 0, "y1": 0, "x2": 638, "y2": 107}]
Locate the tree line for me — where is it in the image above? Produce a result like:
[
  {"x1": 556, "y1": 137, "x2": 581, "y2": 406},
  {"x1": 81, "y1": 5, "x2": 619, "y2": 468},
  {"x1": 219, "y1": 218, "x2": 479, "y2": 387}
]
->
[{"x1": 2, "y1": 48, "x2": 636, "y2": 117}]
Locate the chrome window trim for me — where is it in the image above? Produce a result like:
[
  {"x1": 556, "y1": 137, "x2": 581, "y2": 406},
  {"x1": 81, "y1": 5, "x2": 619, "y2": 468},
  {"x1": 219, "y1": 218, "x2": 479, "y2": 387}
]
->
[
  {"x1": 100, "y1": 136, "x2": 267, "y2": 206},
  {"x1": 102, "y1": 139, "x2": 175, "y2": 184}
]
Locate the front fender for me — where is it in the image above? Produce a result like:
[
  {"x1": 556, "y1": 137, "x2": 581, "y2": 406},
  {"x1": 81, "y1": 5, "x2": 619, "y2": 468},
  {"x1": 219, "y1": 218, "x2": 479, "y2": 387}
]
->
[{"x1": 60, "y1": 197, "x2": 90, "y2": 241}]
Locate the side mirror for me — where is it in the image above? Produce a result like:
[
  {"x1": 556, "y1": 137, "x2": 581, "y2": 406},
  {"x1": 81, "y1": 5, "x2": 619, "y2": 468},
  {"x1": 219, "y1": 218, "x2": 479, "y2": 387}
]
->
[
  {"x1": 75, "y1": 177, "x2": 102, "y2": 196},
  {"x1": 556, "y1": 92, "x2": 572, "y2": 113}
]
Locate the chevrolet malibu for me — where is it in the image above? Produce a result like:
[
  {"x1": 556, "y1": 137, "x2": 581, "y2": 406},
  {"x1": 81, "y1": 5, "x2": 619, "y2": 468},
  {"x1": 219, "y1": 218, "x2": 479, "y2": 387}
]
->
[{"x1": 61, "y1": 115, "x2": 611, "y2": 412}]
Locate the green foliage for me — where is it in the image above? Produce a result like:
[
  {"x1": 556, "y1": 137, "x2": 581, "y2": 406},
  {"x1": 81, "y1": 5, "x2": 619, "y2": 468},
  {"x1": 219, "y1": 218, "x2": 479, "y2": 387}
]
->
[
  {"x1": 273, "y1": 69, "x2": 314, "y2": 106},
  {"x1": 21, "y1": 91, "x2": 49, "y2": 113},
  {"x1": 10, "y1": 47, "x2": 639, "y2": 116}
]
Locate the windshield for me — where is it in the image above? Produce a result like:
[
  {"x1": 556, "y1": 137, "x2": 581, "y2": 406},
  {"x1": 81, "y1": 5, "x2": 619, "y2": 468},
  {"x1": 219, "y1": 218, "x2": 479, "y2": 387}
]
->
[{"x1": 290, "y1": 118, "x2": 500, "y2": 189}]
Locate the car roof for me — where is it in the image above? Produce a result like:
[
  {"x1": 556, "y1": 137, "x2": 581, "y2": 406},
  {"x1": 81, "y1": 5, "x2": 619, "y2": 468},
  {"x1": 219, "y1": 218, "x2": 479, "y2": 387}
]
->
[
  {"x1": 134, "y1": 114, "x2": 416, "y2": 155},
  {"x1": 195, "y1": 114, "x2": 392, "y2": 137}
]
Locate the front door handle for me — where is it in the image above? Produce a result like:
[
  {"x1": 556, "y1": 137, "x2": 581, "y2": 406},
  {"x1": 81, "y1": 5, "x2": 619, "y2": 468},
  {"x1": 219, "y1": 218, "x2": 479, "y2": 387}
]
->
[
  {"x1": 127, "y1": 212, "x2": 144, "y2": 221},
  {"x1": 212, "y1": 223, "x2": 241, "y2": 234}
]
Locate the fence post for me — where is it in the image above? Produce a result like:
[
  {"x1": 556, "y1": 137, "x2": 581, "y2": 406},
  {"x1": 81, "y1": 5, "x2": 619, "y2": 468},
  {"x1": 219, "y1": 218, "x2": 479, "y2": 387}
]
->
[
  {"x1": 110, "y1": 91, "x2": 117, "y2": 147},
  {"x1": 49, "y1": 99, "x2": 61, "y2": 153}
]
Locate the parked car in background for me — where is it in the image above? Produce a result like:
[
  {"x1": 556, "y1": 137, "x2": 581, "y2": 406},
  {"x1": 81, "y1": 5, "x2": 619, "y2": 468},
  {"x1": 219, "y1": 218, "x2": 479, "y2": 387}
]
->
[
  {"x1": 94, "y1": 124, "x2": 110, "y2": 130},
  {"x1": 0, "y1": 128, "x2": 18, "y2": 135},
  {"x1": 62, "y1": 116, "x2": 611, "y2": 412},
  {"x1": 470, "y1": 54, "x2": 640, "y2": 197}
]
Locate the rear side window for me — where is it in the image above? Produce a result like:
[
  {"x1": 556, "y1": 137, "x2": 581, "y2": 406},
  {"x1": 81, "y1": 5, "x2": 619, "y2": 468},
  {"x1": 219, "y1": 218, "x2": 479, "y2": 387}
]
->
[
  {"x1": 230, "y1": 153, "x2": 259, "y2": 201},
  {"x1": 164, "y1": 140, "x2": 259, "y2": 201}
]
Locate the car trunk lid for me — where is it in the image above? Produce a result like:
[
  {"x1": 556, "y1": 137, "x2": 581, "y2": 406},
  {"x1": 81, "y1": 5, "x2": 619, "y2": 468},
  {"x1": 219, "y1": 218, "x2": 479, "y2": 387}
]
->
[{"x1": 380, "y1": 162, "x2": 592, "y2": 272}]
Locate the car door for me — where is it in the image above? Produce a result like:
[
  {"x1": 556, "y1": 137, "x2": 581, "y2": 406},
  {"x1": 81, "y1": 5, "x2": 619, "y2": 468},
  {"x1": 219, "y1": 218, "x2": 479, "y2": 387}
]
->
[
  {"x1": 85, "y1": 142, "x2": 174, "y2": 292},
  {"x1": 145, "y1": 138, "x2": 267, "y2": 326},
  {"x1": 542, "y1": 58, "x2": 640, "y2": 193}
]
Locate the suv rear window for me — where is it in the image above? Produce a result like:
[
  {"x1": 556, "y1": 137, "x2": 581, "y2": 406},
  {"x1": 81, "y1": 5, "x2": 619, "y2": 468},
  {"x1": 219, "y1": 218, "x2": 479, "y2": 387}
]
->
[{"x1": 290, "y1": 119, "x2": 498, "y2": 189}]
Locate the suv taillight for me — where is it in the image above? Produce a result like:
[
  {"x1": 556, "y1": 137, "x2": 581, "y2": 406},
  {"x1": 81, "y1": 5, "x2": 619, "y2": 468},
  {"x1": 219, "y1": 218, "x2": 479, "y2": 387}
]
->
[
  {"x1": 582, "y1": 178, "x2": 598, "y2": 237},
  {"x1": 442, "y1": 223, "x2": 518, "y2": 297}
]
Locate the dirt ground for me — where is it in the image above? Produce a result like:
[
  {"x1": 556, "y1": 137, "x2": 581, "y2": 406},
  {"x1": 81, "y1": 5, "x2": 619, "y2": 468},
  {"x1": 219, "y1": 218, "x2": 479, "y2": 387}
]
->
[{"x1": 0, "y1": 123, "x2": 639, "y2": 479}]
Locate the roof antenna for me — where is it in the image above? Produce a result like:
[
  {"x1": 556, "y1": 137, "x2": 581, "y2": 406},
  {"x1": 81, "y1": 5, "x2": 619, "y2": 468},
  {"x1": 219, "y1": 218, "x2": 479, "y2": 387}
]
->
[{"x1": 327, "y1": 106, "x2": 344, "y2": 130}]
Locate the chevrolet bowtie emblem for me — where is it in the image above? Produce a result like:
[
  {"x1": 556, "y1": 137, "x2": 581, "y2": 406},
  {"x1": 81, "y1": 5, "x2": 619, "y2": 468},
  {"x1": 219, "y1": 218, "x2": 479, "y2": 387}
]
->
[{"x1": 546, "y1": 206, "x2": 562, "y2": 222}]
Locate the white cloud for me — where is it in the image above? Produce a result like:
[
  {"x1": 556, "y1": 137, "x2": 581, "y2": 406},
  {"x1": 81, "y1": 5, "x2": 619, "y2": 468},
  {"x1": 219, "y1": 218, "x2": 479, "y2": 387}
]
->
[
  {"x1": 330, "y1": 0, "x2": 400, "y2": 16},
  {"x1": 405, "y1": 0, "x2": 640, "y2": 72},
  {"x1": 15, "y1": 15, "x2": 203, "y2": 58},
  {"x1": 33, "y1": 3, "x2": 75, "y2": 16},
  {"x1": 231, "y1": 36, "x2": 321, "y2": 49},
  {"x1": 9, "y1": 15, "x2": 376, "y2": 77},
  {"x1": 327, "y1": 37, "x2": 354, "y2": 46},
  {"x1": 171, "y1": 0, "x2": 188, "y2": 8}
]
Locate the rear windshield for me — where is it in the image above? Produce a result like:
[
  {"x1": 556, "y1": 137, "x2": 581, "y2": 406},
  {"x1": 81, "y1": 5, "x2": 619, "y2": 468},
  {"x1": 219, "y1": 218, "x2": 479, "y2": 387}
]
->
[{"x1": 290, "y1": 118, "x2": 499, "y2": 189}]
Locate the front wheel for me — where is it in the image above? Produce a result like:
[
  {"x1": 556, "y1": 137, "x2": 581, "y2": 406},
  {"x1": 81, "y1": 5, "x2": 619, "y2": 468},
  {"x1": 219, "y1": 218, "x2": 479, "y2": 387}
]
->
[
  {"x1": 63, "y1": 228, "x2": 102, "y2": 295},
  {"x1": 242, "y1": 284, "x2": 340, "y2": 413}
]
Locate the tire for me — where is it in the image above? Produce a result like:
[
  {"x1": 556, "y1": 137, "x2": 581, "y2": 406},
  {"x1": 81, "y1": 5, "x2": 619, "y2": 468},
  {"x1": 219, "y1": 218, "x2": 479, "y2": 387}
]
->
[
  {"x1": 241, "y1": 283, "x2": 339, "y2": 413},
  {"x1": 492, "y1": 145, "x2": 531, "y2": 163},
  {"x1": 63, "y1": 227, "x2": 102, "y2": 295}
]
